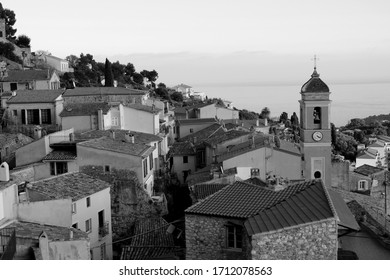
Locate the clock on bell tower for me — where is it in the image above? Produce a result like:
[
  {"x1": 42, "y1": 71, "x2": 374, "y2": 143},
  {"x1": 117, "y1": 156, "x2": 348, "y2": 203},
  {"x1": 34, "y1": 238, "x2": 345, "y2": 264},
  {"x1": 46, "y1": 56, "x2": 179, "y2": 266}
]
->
[{"x1": 299, "y1": 63, "x2": 332, "y2": 187}]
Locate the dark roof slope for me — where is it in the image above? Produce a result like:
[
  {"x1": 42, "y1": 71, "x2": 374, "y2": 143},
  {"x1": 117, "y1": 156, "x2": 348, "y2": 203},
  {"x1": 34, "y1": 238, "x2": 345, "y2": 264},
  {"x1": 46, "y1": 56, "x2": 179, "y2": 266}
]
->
[
  {"x1": 301, "y1": 68, "x2": 329, "y2": 93},
  {"x1": 7, "y1": 90, "x2": 64, "y2": 104},
  {"x1": 28, "y1": 172, "x2": 111, "y2": 201},
  {"x1": 327, "y1": 189, "x2": 360, "y2": 231},
  {"x1": 60, "y1": 102, "x2": 111, "y2": 117},
  {"x1": 63, "y1": 87, "x2": 147, "y2": 96},
  {"x1": 204, "y1": 129, "x2": 250, "y2": 147},
  {"x1": 120, "y1": 218, "x2": 176, "y2": 260},
  {"x1": 125, "y1": 103, "x2": 161, "y2": 113},
  {"x1": 1, "y1": 69, "x2": 52, "y2": 82},
  {"x1": 170, "y1": 141, "x2": 196, "y2": 155},
  {"x1": 353, "y1": 164, "x2": 385, "y2": 176},
  {"x1": 245, "y1": 181, "x2": 335, "y2": 235},
  {"x1": 42, "y1": 150, "x2": 77, "y2": 161},
  {"x1": 186, "y1": 180, "x2": 319, "y2": 218},
  {"x1": 191, "y1": 183, "x2": 229, "y2": 201},
  {"x1": 179, "y1": 123, "x2": 236, "y2": 144}
]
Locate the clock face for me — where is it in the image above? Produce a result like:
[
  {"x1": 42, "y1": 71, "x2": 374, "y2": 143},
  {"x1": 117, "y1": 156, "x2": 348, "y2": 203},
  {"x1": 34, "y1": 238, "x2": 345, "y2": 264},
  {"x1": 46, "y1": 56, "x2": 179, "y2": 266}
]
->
[{"x1": 312, "y1": 131, "x2": 323, "y2": 141}]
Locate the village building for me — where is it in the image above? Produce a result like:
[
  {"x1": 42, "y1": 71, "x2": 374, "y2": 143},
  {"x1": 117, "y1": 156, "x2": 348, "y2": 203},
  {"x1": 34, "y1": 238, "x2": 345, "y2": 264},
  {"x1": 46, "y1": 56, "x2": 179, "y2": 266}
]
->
[
  {"x1": 39, "y1": 54, "x2": 74, "y2": 73},
  {"x1": 349, "y1": 164, "x2": 386, "y2": 196},
  {"x1": 171, "y1": 83, "x2": 194, "y2": 98},
  {"x1": 3, "y1": 89, "x2": 65, "y2": 135},
  {"x1": 77, "y1": 135, "x2": 156, "y2": 196},
  {"x1": 175, "y1": 118, "x2": 218, "y2": 139},
  {"x1": 26, "y1": 172, "x2": 113, "y2": 259},
  {"x1": 356, "y1": 148, "x2": 380, "y2": 168},
  {"x1": 0, "y1": 69, "x2": 61, "y2": 92},
  {"x1": 0, "y1": 133, "x2": 33, "y2": 168},
  {"x1": 185, "y1": 180, "x2": 339, "y2": 260}
]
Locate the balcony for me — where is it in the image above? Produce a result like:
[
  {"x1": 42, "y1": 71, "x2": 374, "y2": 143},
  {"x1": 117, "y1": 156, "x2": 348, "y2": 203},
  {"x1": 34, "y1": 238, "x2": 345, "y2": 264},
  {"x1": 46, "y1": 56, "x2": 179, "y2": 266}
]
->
[
  {"x1": 0, "y1": 228, "x2": 16, "y2": 260},
  {"x1": 98, "y1": 222, "x2": 109, "y2": 240}
]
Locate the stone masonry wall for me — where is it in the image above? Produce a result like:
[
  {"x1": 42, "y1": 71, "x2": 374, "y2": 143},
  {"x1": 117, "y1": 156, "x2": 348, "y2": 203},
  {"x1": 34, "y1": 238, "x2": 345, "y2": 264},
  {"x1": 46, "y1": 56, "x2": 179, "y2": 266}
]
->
[
  {"x1": 79, "y1": 165, "x2": 167, "y2": 241},
  {"x1": 251, "y1": 219, "x2": 338, "y2": 260},
  {"x1": 63, "y1": 95, "x2": 145, "y2": 105},
  {"x1": 185, "y1": 214, "x2": 249, "y2": 260}
]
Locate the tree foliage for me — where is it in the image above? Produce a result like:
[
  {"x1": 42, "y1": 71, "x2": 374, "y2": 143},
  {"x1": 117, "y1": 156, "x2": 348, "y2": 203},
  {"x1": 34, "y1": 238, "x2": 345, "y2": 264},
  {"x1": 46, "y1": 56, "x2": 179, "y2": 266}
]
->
[
  {"x1": 290, "y1": 112, "x2": 299, "y2": 128},
  {"x1": 104, "y1": 58, "x2": 114, "y2": 87},
  {"x1": 0, "y1": 3, "x2": 17, "y2": 41},
  {"x1": 260, "y1": 107, "x2": 271, "y2": 119},
  {"x1": 15, "y1": 34, "x2": 30, "y2": 48},
  {"x1": 132, "y1": 72, "x2": 144, "y2": 85},
  {"x1": 279, "y1": 112, "x2": 288, "y2": 123},
  {"x1": 0, "y1": 41, "x2": 21, "y2": 63},
  {"x1": 170, "y1": 91, "x2": 183, "y2": 102}
]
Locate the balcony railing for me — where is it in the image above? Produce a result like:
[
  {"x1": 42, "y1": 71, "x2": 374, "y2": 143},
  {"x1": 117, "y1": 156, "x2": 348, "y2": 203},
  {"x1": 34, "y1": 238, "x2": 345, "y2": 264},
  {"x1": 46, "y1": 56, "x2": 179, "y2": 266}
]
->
[
  {"x1": 0, "y1": 228, "x2": 16, "y2": 260},
  {"x1": 98, "y1": 222, "x2": 109, "y2": 240}
]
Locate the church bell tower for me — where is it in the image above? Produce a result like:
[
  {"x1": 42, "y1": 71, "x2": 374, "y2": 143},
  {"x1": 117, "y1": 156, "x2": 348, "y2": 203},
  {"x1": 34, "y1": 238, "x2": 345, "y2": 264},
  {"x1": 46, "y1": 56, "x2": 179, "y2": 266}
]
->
[{"x1": 299, "y1": 60, "x2": 332, "y2": 187}]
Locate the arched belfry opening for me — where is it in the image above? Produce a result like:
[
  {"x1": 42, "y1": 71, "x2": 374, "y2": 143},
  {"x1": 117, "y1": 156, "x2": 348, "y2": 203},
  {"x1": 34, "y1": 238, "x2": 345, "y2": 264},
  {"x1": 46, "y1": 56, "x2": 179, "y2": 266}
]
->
[{"x1": 313, "y1": 107, "x2": 321, "y2": 125}]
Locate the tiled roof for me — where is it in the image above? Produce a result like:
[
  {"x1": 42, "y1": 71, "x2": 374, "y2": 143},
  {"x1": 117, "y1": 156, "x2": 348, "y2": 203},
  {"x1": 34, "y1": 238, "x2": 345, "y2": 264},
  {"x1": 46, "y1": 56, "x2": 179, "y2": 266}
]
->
[
  {"x1": 6, "y1": 90, "x2": 64, "y2": 104},
  {"x1": 170, "y1": 141, "x2": 196, "y2": 155},
  {"x1": 76, "y1": 129, "x2": 162, "y2": 143},
  {"x1": 245, "y1": 181, "x2": 335, "y2": 235},
  {"x1": 356, "y1": 150, "x2": 377, "y2": 159},
  {"x1": 59, "y1": 102, "x2": 111, "y2": 117},
  {"x1": 78, "y1": 137, "x2": 154, "y2": 157},
  {"x1": 204, "y1": 130, "x2": 250, "y2": 147},
  {"x1": 63, "y1": 87, "x2": 147, "y2": 96},
  {"x1": 177, "y1": 118, "x2": 217, "y2": 125},
  {"x1": 125, "y1": 103, "x2": 161, "y2": 113},
  {"x1": 120, "y1": 218, "x2": 176, "y2": 260},
  {"x1": 173, "y1": 107, "x2": 188, "y2": 114},
  {"x1": 186, "y1": 169, "x2": 213, "y2": 186},
  {"x1": 42, "y1": 150, "x2": 77, "y2": 161},
  {"x1": 186, "y1": 180, "x2": 319, "y2": 218},
  {"x1": 191, "y1": 183, "x2": 229, "y2": 201},
  {"x1": 353, "y1": 164, "x2": 385, "y2": 176},
  {"x1": 179, "y1": 123, "x2": 236, "y2": 144},
  {"x1": 28, "y1": 172, "x2": 111, "y2": 201},
  {"x1": 368, "y1": 142, "x2": 383, "y2": 148},
  {"x1": 3, "y1": 221, "x2": 88, "y2": 241},
  {"x1": 1, "y1": 69, "x2": 52, "y2": 82}
]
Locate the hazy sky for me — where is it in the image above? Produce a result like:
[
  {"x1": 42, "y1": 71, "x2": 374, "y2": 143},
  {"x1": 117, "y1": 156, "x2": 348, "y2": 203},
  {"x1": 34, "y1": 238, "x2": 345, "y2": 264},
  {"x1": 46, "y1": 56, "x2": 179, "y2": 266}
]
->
[{"x1": 2, "y1": 0, "x2": 390, "y2": 86}]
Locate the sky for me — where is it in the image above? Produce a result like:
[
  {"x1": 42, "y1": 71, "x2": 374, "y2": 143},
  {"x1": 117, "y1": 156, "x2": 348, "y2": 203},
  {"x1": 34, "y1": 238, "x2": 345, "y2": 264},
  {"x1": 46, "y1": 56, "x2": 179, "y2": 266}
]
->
[{"x1": 2, "y1": 0, "x2": 390, "y2": 86}]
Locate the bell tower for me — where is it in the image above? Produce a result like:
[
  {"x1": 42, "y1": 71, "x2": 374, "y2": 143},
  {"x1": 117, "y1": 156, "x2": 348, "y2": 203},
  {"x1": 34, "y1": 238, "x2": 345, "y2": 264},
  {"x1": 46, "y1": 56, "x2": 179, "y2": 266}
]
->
[{"x1": 299, "y1": 61, "x2": 332, "y2": 187}]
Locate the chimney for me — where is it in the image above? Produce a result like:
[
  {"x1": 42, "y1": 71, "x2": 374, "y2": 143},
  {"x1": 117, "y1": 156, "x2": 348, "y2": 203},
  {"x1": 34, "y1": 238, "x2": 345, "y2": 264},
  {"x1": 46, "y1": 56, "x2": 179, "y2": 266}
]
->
[
  {"x1": 69, "y1": 133, "x2": 75, "y2": 142},
  {"x1": 125, "y1": 131, "x2": 135, "y2": 143},
  {"x1": 12, "y1": 91, "x2": 17, "y2": 97},
  {"x1": 256, "y1": 119, "x2": 260, "y2": 127},
  {"x1": 264, "y1": 118, "x2": 268, "y2": 127},
  {"x1": 0, "y1": 162, "x2": 10, "y2": 182},
  {"x1": 110, "y1": 130, "x2": 115, "y2": 140}
]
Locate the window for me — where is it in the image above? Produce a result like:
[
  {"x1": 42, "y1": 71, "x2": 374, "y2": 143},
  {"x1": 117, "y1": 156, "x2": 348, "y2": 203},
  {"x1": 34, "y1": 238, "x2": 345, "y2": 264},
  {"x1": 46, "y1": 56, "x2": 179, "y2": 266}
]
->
[
  {"x1": 10, "y1": 82, "x2": 17, "y2": 91},
  {"x1": 13, "y1": 110, "x2": 17, "y2": 117},
  {"x1": 72, "y1": 223, "x2": 78, "y2": 229},
  {"x1": 104, "y1": 165, "x2": 110, "y2": 173},
  {"x1": 27, "y1": 109, "x2": 40, "y2": 125},
  {"x1": 72, "y1": 203, "x2": 77, "y2": 214},
  {"x1": 50, "y1": 162, "x2": 68, "y2": 175},
  {"x1": 190, "y1": 128, "x2": 194, "y2": 133},
  {"x1": 111, "y1": 117, "x2": 119, "y2": 126},
  {"x1": 85, "y1": 218, "x2": 92, "y2": 233},
  {"x1": 40, "y1": 109, "x2": 51, "y2": 124},
  {"x1": 314, "y1": 171, "x2": 322, "y2": 179},
  {"x1": 86, "y1": 197, "x2": 91, "y2": 207},
  {"x1": 149, "y1": 154, "x2": 153, "y2": 170},
  {"x1": 358, "y1": 180, "x2": 368, "y2": 191},
  {"x1": 313, "y1": 107, "x2": 321, "y2": 124},
  {"x1": 143, "y1": 159, "x2": 148, "y2": 178},
  {"x1": 226, "y1": 225, "x2": 242, "y2": 249},
  {"x1": 183, "y1": 156, "x2": 188, "y2": 164}
]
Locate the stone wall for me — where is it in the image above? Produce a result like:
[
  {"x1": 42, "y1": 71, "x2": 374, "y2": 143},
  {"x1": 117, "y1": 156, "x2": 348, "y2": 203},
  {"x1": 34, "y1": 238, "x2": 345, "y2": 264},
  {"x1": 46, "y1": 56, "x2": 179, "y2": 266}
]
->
[
  {"x1": 251, "y1": 219, "x2": 338, "y2": 260},
  {"x1": 331, "y1": 159, "x2": 350, "y2": 189},
  {"x1": 63, "y1": 94, "x2": 145, "y2": 106},
  {"x1": 185, "y1": 214, "x2": 250, "y2": 260},
  {"x1": 79, "y1": 165, "x2": 167, "y2": 241}
]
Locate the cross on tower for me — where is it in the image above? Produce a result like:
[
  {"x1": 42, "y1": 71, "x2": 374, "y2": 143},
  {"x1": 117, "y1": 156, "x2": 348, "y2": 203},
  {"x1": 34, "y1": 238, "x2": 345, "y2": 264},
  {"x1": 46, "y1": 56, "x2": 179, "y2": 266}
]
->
[{"x1": 311, "y1": 55, "x2": 319, "y2": 69}]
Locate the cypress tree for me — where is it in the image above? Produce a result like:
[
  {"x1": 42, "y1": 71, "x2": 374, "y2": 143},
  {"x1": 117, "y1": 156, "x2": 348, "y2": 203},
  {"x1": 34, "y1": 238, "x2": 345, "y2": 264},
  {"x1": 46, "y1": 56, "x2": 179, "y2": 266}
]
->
[{"x1": 104, "y1": 58, "x2": 114, "y2": 87}]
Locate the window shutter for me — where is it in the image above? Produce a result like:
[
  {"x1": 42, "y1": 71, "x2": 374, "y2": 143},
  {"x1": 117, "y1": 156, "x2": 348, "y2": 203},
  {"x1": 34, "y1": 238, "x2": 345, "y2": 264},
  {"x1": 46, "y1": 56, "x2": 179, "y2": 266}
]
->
[{"x1": 21, "y1": 110, "x2": 26, "y2": 124}]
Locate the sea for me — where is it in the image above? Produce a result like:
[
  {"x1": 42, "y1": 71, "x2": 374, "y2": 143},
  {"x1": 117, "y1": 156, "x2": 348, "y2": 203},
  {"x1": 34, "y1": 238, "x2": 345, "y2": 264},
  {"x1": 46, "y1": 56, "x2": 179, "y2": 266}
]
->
[{"x1": 194, "y1": 82, "x2": 390, "y2": 127}]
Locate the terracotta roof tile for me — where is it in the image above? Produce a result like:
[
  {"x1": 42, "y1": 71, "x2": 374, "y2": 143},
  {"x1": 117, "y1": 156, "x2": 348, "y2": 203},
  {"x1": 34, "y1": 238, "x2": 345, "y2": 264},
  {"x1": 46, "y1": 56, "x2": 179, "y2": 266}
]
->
[
  {"x1": 191, "y1": 183, "x2": 229, "y2": 201},
  {"x1": 76, "y1": 129, "x2": 162, "y2": 143},
  {"x1": 63, "y1": 87, "x2": 148, "y2": 96},
  {"x1": 77, "y1": 137, "x2": 154, "y2": 157},
  {"x1": 353, "y1": 164, "x2": 385, "y2": 176},
  {"x1": 245, "y1": 181, "x2": 335, "y2": 235},
  {"x1": 1, "y1": 69, "x2": 52, "y2": 82},
  {"x1": 186, "y1": 180, "x2": 318, "y2": 218},
  {"x1": 125, "y1": 103, "x2": 161, "y2": 113},
  {"x1": 42, "y1": 150, "x2": 77, "y2": 161},
  {"x1": 170, "y1": 141, "x2": 196, "y2": 155},
  {"x1": 7, "y1": 90, "x2": 64, "y2": 103},
  {"x1": 28, "y1": 172, "x2": 111, "y2": 201},
  {"x1": 60, "y1": 102, "x2": 111, "y2": 117}
]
